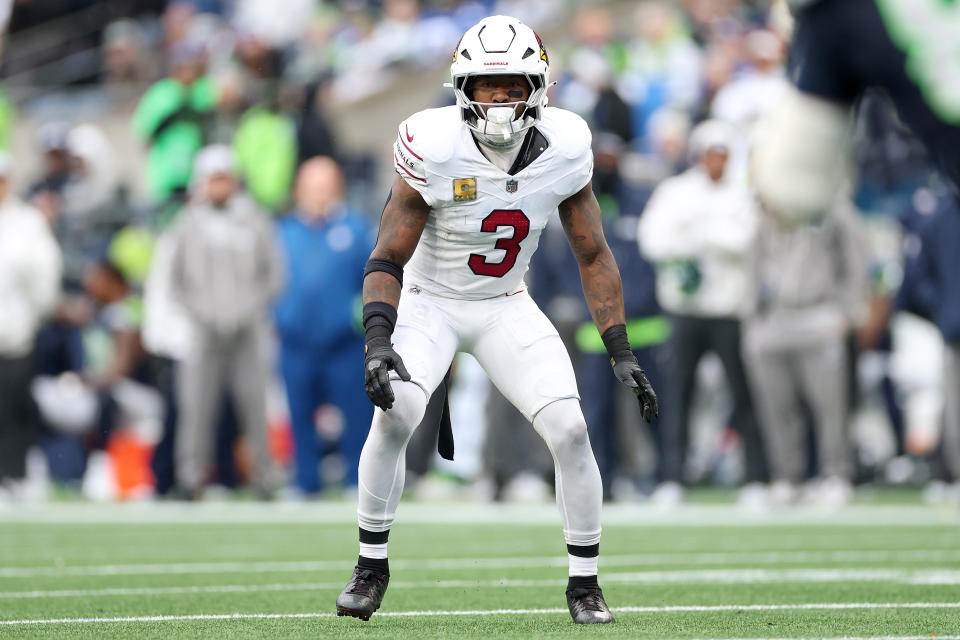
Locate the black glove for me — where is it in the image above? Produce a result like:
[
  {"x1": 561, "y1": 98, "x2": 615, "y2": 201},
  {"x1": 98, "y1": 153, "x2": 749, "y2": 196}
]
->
[
  {"x1": 364, "y1": 334, "x2": 411, "y2": 411},
  {"x1": 612, "y1": 356, "x2": 658, "y2": 423},
  {"x1": 601, "y1": 324, "x2": 659, "y2": 423}
]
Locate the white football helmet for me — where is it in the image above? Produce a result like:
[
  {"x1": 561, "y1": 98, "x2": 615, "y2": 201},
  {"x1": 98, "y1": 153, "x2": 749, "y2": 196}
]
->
[{"x1": 449, "y1": 15, "x2": 551, "y2": 147}]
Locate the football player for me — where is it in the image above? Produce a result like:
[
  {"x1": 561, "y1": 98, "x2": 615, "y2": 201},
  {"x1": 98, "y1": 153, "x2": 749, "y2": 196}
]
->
[
  {"x1": 753, "y1": 0, "x2": 960, "y2": 225},
  {"x1": 334, "y1": 15, "x2": 658, "y2": 625}
]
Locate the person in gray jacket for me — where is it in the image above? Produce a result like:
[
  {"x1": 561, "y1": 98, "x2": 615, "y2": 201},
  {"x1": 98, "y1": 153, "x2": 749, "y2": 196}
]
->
[
  {"x1": 742, "y1": 196, "x2": 869, "y2": 508},
  {"x1": 169, "y1": 145, "x2": 284, "y2": 499}
]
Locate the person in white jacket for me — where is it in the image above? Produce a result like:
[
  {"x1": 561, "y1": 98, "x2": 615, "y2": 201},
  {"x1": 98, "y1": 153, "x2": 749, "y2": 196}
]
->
[
  {"x1": 638, "y1": 120, "x2": 768, "y2": 505},
  {"x1": 0, "y1": 152, "x2": 62, "y2": 496}
]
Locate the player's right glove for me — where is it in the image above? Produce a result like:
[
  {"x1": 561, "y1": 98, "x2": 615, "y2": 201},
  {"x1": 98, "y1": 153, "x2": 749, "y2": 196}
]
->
[
  {"x1": 364, "y1": 335, "x2": 411, "y2": 411},
  {"x1": 362, "y1": 301, "x2": 411, "y2": 411},
  {"x1": 601, "y1": 324, "x2": 659, "y2": 423}
]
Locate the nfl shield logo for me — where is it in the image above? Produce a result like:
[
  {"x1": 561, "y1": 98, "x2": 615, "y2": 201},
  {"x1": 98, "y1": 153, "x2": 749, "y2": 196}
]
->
[{"x1": 506, "y1": 179, "x2": 518, "y2": 193}]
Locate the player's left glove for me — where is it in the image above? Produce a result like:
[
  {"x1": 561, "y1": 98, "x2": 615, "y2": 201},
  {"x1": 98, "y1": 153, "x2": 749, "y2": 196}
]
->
[
  {"x1": 601, "y1": 324, "x2": 659, "y2": 423},
  {"x1": 612, "y1": 356, "x2": 658, "y2": 423}
]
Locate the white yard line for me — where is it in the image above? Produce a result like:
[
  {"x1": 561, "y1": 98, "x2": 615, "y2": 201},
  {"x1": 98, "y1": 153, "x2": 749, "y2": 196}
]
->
[
  {"x1": 1, "y1": 501, "x2": 956, "y2": 526},
  {"x1": 4, "y1": 548, "x2": 960, "y2": 578},
  {"x1": 5, "y1": 567, "x2": 960, "y2": 599},
  {"x1": 1, "y1": 602, "x2": 959, "y2": 626}
]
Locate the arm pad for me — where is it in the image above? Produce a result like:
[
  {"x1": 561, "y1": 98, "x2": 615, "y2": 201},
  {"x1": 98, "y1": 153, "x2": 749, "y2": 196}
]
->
[
  {"x1": 362, "y1": 301, "x2": 397, "y2": 332},
  {"x1": 600, "y1": 324, "x2": 634, "y2": 364}
]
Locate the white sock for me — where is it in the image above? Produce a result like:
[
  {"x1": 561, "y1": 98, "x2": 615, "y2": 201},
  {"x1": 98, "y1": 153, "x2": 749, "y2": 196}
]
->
[
  {"x1": 359, "y1": 542, "x2": 388, "y2": 559},
  {"x1": 568, "y1": 553, "x2": 599, "y2": 577}
]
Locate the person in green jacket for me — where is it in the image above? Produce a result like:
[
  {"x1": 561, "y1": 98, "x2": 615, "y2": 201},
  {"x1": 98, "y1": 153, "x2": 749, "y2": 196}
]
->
[
  {"x1": 132, "y1": 43, "x2": 217, "y2": 204},
  {"x1": 232, "y1": 91, "x2": 297, "y2": 214}
]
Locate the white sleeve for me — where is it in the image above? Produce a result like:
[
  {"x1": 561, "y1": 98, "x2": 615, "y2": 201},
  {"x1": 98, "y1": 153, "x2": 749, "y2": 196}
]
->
[
  {"x1": 561, "y1": 117, "x2": 594, "y2": 199},
  {"x1": 565, "y1": 149, "x2": 594, "y2": 199},
  {"x1": 393, "y1": 123, "x2": 434, "y2": 206}
]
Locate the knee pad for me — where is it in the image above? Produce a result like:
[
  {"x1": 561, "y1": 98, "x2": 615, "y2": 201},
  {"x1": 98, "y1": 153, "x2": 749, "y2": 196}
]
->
[
  {"x1": 373, "y1": 380, "x2": 429, "y2": 444},
  {"x1": 534, "y1": 398, "x2": 590, "y2": 452}
]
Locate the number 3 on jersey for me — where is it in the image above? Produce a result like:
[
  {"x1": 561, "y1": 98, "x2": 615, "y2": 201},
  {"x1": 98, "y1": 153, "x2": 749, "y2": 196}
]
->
[{"x1": 467, "y1": 209, "x2": 530, "y2": 278}]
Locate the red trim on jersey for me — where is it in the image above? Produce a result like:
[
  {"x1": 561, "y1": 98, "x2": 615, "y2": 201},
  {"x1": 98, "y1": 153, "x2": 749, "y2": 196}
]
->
[
  {"x1": 395, "y1": 158, "x2": 426, "y2": 183},
  {"x1": 398, "y1": 134, "x2": 423, "y2": 161}
]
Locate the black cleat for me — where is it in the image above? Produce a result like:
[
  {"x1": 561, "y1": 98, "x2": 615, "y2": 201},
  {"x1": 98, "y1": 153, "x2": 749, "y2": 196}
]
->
[
  {"x1": 335, "y1": 566, "x2": 389, "y2": 621},
  {"x1": 566, "y1": 586, "x2": 615, "y2": 624}
]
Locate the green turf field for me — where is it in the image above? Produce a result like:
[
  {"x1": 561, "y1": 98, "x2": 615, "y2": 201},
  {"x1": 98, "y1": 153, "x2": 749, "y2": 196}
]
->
[{"x1": 1, "y1": 498, "x2": 959, "y2": 639}]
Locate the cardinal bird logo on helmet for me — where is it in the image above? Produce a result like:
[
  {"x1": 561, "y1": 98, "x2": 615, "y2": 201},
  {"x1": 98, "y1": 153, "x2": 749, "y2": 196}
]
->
[
  {"x1": 452, "y1": 36, "x2": 462, "y2": 63},
  {"x1": 535, "y1": 32, "x2": 548, "y2": 64}
]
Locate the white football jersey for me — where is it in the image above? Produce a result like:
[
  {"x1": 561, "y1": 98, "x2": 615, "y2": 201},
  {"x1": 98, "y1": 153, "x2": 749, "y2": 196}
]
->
[{"x1": 393, "y1": 105, "x2": 593, "y2": 300}]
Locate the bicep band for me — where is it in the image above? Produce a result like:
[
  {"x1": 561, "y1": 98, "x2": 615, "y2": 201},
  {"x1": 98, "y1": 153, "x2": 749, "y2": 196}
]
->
[{"x1": 364, "y1": 257, "x2": 404, "y2": 285}]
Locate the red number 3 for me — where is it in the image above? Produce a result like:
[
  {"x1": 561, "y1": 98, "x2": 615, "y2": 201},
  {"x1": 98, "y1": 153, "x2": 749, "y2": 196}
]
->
[{"x1": 468, "y1": 209, "x2": 530, "y2": 278}]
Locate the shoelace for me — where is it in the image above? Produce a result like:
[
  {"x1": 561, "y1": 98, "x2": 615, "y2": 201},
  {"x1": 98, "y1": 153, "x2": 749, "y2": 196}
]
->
[
  {"x1": 350, "y1": 570, "x2": 384, "y2": 596},
  {"x1": 568, "y1": 588, "x2": 605, "y2": 611}
]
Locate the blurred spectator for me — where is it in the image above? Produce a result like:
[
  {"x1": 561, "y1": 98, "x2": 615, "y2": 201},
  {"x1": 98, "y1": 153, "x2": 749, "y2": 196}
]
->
[
  {"x1": 897, "y1": 184, "x2": 960, "y2": 489},
  {"x1": 80, "y1": 260, "x2": 153, "y2": 452},
  {"x1": 638, "y1": 120, "x2": 767, "y2": 506},
  {"x1": 132, "y1": 42, "x2": 217, "y2": 204},
  {"x1": 0, "y1": 153, "x2": 62, "y2": 500},
  {"x1": 621, "y1": 108, "x2": 692, "y2": 198},
  {"x1": 57, "y1": 124, "x2": 125, "y2": 286},
  {"x1": 743, "y1": 197, "x2": 869, "y2": 508},
  {"x1": 232, "y1": 31, "x2": 284, "y2": 102},
  {"x1": 162, "y1": 3, "x2": 198, "y2": 53},
  {"x1": 682, "y1": 0, "x2": 744, "y2": 44},
  {"x1": 102, "y1": 19, "x2": 156, "y2": 85},
  {"x1": 571, "y1": 7, "x2": 628, "y2": 72},
  {"x1": 619, "y1": 1, "x2": 703, "y2": 146},
  {"x1": 329, "y1": 0, "x2": 428, "y2": 102},
  {"x1": 355, "y1": 0, "x2": 423, "y2": 70},
  {"x1": 233, "y1": 90, "x2": 298, "y2": 213},
  {"x1": 168, "y1": 145, "x2": 283, "y2": 499},
  {"x1": 63, "y1": 125, "x2": 121, "y2": 223},
  {"x1": 82, "y1": 261, "x2": 143, "y2": 388},
  {"x1": 0, "y1": 87, "x2": 14, "y2": 151},
  {"x1": 560, "y1": 50, "x2": 633, "y2": 148},
  {"x1": 28, "y1": 122, "x2": 71, "y2": 203},
  {"x1": 710, "y1": 29, "x2": 788, "y2": 134},
  {"x1": 232, "y1": 0, "x2": 315, "y2": 49},
  {"x1": 295, "y1": 81, "x2": 339, "y2": 166},
  {"x1": 274, "y1": 157, "x2": 374, "y2": 496},
  {"x1": 208, "y1": 67, "x2": 248, "y2": 145},
  {"x1": 142, "y1": 220, "x2": 241, "y2": 496},
  {"x1": 284, "y1": 4, "x2": 347, "y2": 84}
]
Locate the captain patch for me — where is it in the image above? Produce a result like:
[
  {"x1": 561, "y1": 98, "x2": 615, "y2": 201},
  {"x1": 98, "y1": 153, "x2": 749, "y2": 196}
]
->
[{"x1": 453, "y1": 177, "x2": 477, "y2": 202}]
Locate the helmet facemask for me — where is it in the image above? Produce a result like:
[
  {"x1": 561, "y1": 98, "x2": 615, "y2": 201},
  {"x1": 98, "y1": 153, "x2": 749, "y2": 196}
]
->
[{"x1": 454, "y1": 72, "x2": 546, "y2": 148}]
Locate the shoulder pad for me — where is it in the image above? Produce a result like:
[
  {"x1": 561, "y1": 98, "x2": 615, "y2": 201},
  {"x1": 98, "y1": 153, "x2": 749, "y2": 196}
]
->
[
  {"x1": 396, "y1": 106, "x2": 460, "y2": 165},
  {"x1": 540, "y1": 107, "x2": 592, "y2": 160}
]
